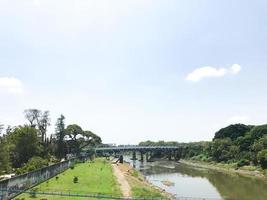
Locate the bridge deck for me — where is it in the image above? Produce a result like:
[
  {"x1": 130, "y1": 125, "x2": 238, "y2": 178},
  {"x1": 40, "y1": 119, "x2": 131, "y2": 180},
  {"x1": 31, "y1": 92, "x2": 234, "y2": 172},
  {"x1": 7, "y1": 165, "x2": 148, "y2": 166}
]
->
[{"x1": 95, "y1": 146, "x2": 180, "y2": 152}]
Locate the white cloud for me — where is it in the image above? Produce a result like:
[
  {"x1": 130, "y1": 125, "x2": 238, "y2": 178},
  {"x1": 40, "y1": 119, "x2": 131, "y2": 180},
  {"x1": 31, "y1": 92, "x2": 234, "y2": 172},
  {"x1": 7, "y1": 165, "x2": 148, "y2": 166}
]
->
[
  {"x1": 226, "y1": 116, "x2": 249, "y2": 124},
  {"x1": 186, "y1": 64, "x2": 242, "y2": 82},
  {"x1": 230, "y1": 64, "x2": 242, "y2": 74},
  {"x1": 0, "y1": 77, "x2": 23, "y2": 94}
]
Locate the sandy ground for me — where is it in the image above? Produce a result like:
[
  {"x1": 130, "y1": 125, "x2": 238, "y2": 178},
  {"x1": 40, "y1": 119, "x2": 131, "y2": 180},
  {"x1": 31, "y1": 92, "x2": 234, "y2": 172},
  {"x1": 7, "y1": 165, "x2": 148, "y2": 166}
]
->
[{"x1": 112, "y1": 163, "x2": 132, "y2": 198}]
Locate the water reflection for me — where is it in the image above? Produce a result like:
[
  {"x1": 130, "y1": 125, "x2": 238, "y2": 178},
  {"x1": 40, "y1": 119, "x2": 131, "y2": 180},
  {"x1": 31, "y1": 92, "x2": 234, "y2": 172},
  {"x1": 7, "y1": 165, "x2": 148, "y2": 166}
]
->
[{"x1": 126, "y1": 158, "x2": 267, "y2": 200}]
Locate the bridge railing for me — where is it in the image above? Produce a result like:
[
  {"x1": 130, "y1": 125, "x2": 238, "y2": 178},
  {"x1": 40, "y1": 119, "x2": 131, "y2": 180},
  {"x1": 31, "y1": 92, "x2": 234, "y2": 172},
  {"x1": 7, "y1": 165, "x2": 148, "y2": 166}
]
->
[{"x1": 95, "y1": 146, "x2": 180, "y2": 152}]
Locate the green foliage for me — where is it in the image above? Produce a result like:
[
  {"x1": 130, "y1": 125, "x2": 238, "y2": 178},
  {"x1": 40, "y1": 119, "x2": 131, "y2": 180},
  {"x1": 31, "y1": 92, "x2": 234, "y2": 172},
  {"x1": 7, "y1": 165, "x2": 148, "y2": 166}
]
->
[
  {"x1": 0, "y1": 139, "x2": 10, "y2": 174},
  {"x1": 257, "y1": 150, "x2": 267, "y2": 169},
  {"x1": 211, "y1": 138, "x2": 236, "y2": 162},
  {"x1": 16, "y1": 156, "x2": 49, "y2": 174},
  {"x1": 250, "y1": 125, "x2": 267, "y2": 140},
  {"x1": 213, "y1": 124, "x2": 253, "y2": 140},
  {"x1": 73, "y1": 176, "x2": 78, "y2": 183},
  {"x1": 8, "y1": 125, "x2": 42, "y2": 168},
  {"x1": 139, "y1": 140, "x2": 178, "y2": 146},
  {"x1": 237, "y1": 159, "x2": 250, "y2": 167},
  {"x1": 0, "y1": 109, "x2": 102, "y2": 177},
  {"x1": 140, "y1": 124, "x2": 267, "y2": 170},
  {"x1": 66, "y1": 124, "x2": 102, "y2": 155},
  {"x1": 55, "y1": 115, "x2": 66, "y2": 159},
  {"x1": 70, "y1": 163, "x2": 75, "y2": 169}
]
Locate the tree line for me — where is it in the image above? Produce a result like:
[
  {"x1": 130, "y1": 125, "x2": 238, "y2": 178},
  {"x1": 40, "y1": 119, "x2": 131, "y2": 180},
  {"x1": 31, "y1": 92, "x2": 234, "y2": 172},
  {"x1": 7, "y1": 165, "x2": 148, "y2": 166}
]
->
[
  {"x1": 0, "y1": 109, "x2": 101, "y2": 176},
  {"x1": 139, "y1": 123, "x2": 267, "y2": 169}
]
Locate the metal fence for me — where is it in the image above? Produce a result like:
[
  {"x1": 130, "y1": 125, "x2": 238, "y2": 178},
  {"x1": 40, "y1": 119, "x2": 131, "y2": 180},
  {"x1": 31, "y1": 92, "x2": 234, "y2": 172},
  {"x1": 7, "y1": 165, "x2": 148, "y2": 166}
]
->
[
  {"x1": 0, "y1": 159, "x2": 75, "y2": 200},
  {"x1": 0, "y1": 189, "x2": 224, "y2": 200}
]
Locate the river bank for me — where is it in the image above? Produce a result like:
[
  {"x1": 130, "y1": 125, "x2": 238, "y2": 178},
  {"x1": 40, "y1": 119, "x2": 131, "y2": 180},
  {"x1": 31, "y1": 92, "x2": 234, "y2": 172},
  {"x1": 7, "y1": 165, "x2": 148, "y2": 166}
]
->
[
  {"x1": 180, "y1": 159, "x2": 267, "y2": 179},
  {"x1": 116, "y1": 161, "x2": 175, "y2": 200}
]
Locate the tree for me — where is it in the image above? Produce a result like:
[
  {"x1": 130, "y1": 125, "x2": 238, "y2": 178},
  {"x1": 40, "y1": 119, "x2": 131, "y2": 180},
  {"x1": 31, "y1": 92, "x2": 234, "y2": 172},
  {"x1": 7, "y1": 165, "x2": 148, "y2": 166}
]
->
[
  {"x1": 24, "y1": 109, "x2": 41, "y2": 127},
  {"x1": 16, "y1": 156, "x2": 49, "y2": 174},
  {"x1": 0, "y1": 137, "x2": 10, "y2": 174},
  {"x1": 80, "y1": 130, "x2": 102, "y2": 148},
  {"x1": 55, "y1": 115, "x2": 66, "y2": 159},
  {"x1": 65, "y1": 124, "x2": 84, "y2": 155},
  {"x1": 257, "y1": 150, "x2": 267, "y2": 169},
  {"x1": 213, "y1": 124, "x2": 253, "y2": 141},
  {"x1": 65, "y1": 124, "x2": 101, "y2": 155},
  {"x1": 38, "y1": 111, "x2": 50, "y2": 143},
  {"x1": 250, "y1": 125, "x2": 267, "y2": 140},
  {"x1": 8, "y1": 126, "x2": 41, "y2": 167},
  {"x1": 0, "y1": 123, "x2": 3, "y2": 135},
  {"x1": 211, "y1": 138, "x2": 235, "y2": 162},
  {"x1": 24, "y1": 109, "x2": 50, "y2": 143}
]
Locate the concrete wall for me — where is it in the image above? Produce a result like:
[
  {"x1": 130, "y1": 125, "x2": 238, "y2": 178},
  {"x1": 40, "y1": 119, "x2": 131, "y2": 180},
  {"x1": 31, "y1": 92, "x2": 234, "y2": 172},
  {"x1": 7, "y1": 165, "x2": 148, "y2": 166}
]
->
[{"x1": 0, "y1": 159, "x2": 75, "y2": 200}]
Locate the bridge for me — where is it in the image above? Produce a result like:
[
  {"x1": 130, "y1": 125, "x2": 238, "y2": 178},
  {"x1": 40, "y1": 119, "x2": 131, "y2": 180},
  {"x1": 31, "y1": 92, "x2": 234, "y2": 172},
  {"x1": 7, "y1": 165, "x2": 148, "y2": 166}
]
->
[{"x1": 95, "y1": 146, "x2": 181, "y2": 161}]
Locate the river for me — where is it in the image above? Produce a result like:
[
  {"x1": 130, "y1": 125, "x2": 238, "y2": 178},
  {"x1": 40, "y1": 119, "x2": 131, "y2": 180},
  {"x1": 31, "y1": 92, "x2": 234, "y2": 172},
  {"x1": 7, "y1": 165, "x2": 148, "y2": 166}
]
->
[{"x1": 125, "y1": 157, "x2": 267, "y2": 200}]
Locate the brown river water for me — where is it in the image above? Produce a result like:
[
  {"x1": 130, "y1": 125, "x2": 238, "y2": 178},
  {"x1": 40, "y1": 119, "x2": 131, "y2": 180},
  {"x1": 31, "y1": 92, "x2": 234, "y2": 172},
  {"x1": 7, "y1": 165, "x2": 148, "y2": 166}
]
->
[{"x1": 125, "y1": 158, "x2": 267, "y2": 200}]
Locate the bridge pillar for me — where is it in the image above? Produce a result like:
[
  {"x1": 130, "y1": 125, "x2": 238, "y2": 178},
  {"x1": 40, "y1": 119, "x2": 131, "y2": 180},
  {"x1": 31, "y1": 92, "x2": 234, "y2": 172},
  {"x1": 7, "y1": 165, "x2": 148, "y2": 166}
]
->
[
  {"x1": 132, "y1": 151, "x2": 137, "y2": 160},
  {"x1": 174, "y1": 149, "x2": 181, "y2": 161},
  {"x1": 140, "y1": 152, "x2": 144, "y2": 161},
  {"x1": 145, "y1": 152, "x2": 149, "y2": 161},
  {"x1": 168, "y1": 152, "x2": 172, "y2": 161}
]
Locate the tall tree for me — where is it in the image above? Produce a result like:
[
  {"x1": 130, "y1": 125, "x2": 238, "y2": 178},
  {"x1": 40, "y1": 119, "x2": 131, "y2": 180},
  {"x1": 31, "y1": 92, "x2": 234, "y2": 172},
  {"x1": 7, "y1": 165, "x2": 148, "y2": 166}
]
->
[
  {"x1": 65, "y1": 124, "x2": 101, "y2": 155},
  {"x1": 38, "y1": 111, "x2": 50, "y2": 143},
  {"x1": 65, "y1": 124, "x2": 83, "y2": 155},
  {"x1": 55, "y1": 115, "x2": 66, "y2": 159},
  {"x1": 8, "y1": 125, "x2": 41, "y2": 167},
  {"x1": 24, "y1": 109, "x2": 41, "y2": 127},
  {"x1": 0, "y1": 134, "x2": 10, "y2": 174},
  {"x1": 24, "y1": 109, "x2": 50, "y2": 143}
]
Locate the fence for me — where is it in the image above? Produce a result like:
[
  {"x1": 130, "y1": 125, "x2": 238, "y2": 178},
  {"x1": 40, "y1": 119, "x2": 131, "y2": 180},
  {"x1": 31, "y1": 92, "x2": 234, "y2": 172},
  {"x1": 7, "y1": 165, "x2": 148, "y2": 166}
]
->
[{"x1": 0, "y1": 158, "x2": 75, "y2": 200}]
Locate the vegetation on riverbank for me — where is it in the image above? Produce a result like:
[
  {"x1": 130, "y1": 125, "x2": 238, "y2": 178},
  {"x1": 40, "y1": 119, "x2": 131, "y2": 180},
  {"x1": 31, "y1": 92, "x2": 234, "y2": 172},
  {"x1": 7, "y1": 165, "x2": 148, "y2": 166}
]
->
[
  {"x1": 118, "y1": 162, "x2": 172, "y2": 199},
  {"x1": 180, "y1": 159, "x2": 266, "y2": 178},
  {"x1": 16, "y1": 159, "x2": 121, "y2": 200},
  {"x1": 139, "y1": 123, "x2": 267, "y2": 174}
]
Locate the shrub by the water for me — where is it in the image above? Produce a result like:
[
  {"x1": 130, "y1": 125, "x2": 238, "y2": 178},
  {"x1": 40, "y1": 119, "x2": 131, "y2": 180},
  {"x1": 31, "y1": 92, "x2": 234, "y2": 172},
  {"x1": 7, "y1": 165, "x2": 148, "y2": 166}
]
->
[{"x1": 237, "y1": 159, "x2": 250, "y2": 167}]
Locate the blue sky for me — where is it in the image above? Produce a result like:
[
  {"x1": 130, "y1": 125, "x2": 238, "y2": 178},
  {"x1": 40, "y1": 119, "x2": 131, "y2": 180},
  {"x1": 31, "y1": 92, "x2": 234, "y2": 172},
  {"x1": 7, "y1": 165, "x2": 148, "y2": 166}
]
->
[{"x1": 1, "y1": 0, "x2": 267, "y2": 144}]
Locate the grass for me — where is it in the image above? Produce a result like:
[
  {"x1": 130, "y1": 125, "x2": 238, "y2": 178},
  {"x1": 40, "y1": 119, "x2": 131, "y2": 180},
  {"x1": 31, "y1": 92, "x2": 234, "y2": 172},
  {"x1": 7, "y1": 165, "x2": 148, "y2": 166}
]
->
[{"x1": 15, "y1": 159, "x2": 121, "y2": 200}]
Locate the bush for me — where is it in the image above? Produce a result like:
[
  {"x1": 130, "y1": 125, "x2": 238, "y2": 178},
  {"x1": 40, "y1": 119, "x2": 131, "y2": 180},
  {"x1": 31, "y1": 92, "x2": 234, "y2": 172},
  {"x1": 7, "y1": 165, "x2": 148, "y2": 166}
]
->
[
  {"x1": 30, "y1": 188, "x2": 38, "y2": 198},
  {"x1": 237, "y1": 159, "x2": 250, "y2": 167},
  {"x1": 70, "y1": 165, "x2": 75, "y2": 170},
  {"x1": 16, "y1": 156, "x2": 49, "y2": 174},
  {"x1": 73, "y1": 176, "x2": 78, "y2": 183}
]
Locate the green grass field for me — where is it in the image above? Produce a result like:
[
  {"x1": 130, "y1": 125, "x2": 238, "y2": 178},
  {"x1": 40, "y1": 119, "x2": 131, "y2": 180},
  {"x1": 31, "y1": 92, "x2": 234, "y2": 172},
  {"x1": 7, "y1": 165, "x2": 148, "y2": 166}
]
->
[{"x1": 15, "y1": 159, "x2": 121, "y2": 200}]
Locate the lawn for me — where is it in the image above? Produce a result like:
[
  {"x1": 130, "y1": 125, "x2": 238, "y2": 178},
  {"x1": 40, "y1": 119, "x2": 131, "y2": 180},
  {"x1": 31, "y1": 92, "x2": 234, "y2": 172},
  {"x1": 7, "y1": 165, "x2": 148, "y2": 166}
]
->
[{"x1": 15, "y1": 159, "x2": 121, "y2": 200}]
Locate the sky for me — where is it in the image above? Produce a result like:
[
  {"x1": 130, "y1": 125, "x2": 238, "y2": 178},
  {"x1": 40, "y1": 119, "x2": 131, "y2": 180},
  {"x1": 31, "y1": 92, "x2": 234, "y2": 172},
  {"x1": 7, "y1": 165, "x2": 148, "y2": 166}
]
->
[{"x1": 1, "y1": 0, "x2": 267, "y2": 144}]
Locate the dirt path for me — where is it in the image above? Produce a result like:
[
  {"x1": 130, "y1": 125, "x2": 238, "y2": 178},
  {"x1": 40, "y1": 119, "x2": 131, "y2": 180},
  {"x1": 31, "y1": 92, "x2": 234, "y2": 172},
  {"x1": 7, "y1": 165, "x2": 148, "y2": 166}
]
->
[{"x1": 112, "y1": 163, "x2": 132, "y2": 198}]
